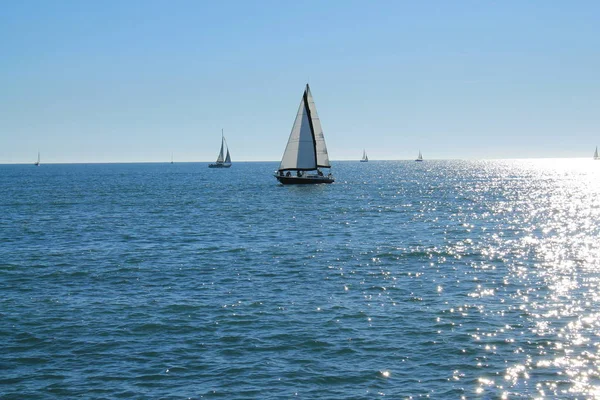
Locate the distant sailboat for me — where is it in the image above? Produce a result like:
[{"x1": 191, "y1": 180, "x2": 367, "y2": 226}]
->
[
  {"x1": 208, "y1": 130, "x2": 232, "y2": 168},
  {"x1": 415, "y1": 150, "x2": 423, "y2": 162},
  {"x1": 275, "y1": 84, "x2": 334, "y2": 184},
  {"x1": 170, "y1": 153, "x2": 174, "y2": 164},
  {"x1": 34, "y1": 152, "x2": 40, "y2": 166},
  {"x1": 594, "y1": 146, "x2": 599, "y2": 160},
  {"x1": 360, "y1": 149, "x2": 369, "y2": 162}
]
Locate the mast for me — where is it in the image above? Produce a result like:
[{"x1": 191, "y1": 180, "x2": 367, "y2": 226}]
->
[{"x1": 303, "y1": 86, "x2": 318, "y2": 167}]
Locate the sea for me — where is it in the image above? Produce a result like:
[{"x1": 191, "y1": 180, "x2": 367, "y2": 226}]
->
[{"x1": 1, "y1": 159, "x2": 599, "y2": 399}]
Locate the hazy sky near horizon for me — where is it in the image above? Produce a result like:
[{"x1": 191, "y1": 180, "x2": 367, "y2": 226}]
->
[{"x1": 1, "y1": 0, "x2": 599, "y2": 163}]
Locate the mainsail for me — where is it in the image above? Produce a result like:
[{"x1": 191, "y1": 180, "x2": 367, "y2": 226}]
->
[
  {"x1": 216, "y1": 135, "x2": 225, "y2": 163},
  {"x1": 278, "y1": 84, "x2": 330, "y2": 171},
  {"x1": 595, "y1": 146, "x2": 599, "y2": 160}
]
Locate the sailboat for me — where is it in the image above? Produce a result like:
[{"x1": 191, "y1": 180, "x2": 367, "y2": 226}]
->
[
  {"x1": 415, "y1": 150, "x2": 423, "y2": 162},
  {"x1": 34, "y1": 152, "x2": 40, "y2": 166},
  {"x1": 360, "y1": 149, "x2": 369, "y2": 162},
  {"x1": 594, "y1": 146, "x2": 599, "y2": 160},
  {"x1": 208, "y1": 130, "x2": 232, "y2": 168},
  {"x1": 275, "y1": 84, "x2": 334, "y2": 184}
]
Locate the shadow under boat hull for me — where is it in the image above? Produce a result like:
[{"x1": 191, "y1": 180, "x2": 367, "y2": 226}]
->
[
  {"x1": 208, "y1": 163, "x2": 231, "y2": 168},
  {"x1": 275, "y1": 174, "x2": 334, "y2": 185}
]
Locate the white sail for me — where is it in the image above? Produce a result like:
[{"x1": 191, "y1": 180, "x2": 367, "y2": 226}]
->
[
  {"x1": 209, "y1": 129, "x2": 232, "y2": 168},
  {"x1": 595, "y1": 146, "x2": 598, "y2": 160},
  {"x1": 216, "y1": 137, "x2": 225, "y2": 163},
  {"x1": 279, "y1": 84, "x2": 330, "y2": 170},
  {"x1": 305, "y1": 85, "x2": 330, "y2": 168},
  {"x1": 361, "y1": 149, "x2": 368, "y2": 161},
  {"x1": 279, "y1": 88, "x2": 317, "y2": 170}
]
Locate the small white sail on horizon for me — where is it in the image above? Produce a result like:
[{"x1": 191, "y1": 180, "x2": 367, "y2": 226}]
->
[
  {"x1": 360, "y1": 149, "x2": 368, "y2": 162},
  {"x1": 415, "y1": 150, "x2": 423, "y2": 162},
  {"x1": 594, "y1": 146, "x2": 599, "y2": 160},
  {"x1": 209, "y1": 130, "x2": 232, "y2": 168},
  {"x1": 34, "y1": 152, "x2": 40, "y2": 166}
]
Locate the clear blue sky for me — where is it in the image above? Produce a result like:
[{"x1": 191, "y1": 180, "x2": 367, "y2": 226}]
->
[{"x1": 1, "y1": 0, "x2": 599, "y2": 163}]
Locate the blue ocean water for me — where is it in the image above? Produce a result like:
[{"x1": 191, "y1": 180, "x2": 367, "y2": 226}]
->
[{"x1": 1, "y1": 160, "x2": 599, "y2": 399}]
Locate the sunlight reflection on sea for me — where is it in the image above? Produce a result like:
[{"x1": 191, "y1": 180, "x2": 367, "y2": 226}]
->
[
  {"x1": 467, "y1": 159, "x2": 600, "y2": 398},
  {"x1": 1, "y1": 159, "x2": 599, "y2": 398}
]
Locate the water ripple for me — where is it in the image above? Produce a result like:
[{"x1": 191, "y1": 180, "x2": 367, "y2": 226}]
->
[{"x1": 1, "y1": 160, "x2": 599, "y2": 398}]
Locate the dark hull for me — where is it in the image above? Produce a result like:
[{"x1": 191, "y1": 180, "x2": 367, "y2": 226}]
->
[
  {"x1": 208, "y1": 163, "x2": 231, "y2": 168},
  {"x1": 275, "y1": 175, "x2": 334, "y2": 184}
]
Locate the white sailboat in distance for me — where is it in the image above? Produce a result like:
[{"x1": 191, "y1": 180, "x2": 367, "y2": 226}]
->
[
  {"x1": 208, "y1": 130, "x2": 232, "y2": 168},
  {"x1": 275, "y1": 84, "x2": 334, "y2": 184},
  {"x1": 415, "y1": 150, "x2": 423, "y2": 162},
  {"x1": 34, "y1": 152, "x2": 40, "y2": 166},
  {"x1": 594, "y1": 146, "x2": 599, "y2": 160},
  {"x1": 360, "y1": 149, "x2": 368, "y2": 162}
]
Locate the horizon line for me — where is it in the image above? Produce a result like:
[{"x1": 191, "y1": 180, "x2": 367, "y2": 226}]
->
[{"x1": 1, "y1": 157, "x2": 597, "y2": 165}]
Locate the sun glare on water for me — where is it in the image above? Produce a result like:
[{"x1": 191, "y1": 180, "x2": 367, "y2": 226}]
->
[{"x1": 471, "y1": 158, "x2": 600, "y2": 397}]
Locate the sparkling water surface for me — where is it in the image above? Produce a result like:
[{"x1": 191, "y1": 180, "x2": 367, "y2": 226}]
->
[{"x1": 1, "y1": 160, "x2": 599, "y2": 399}]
